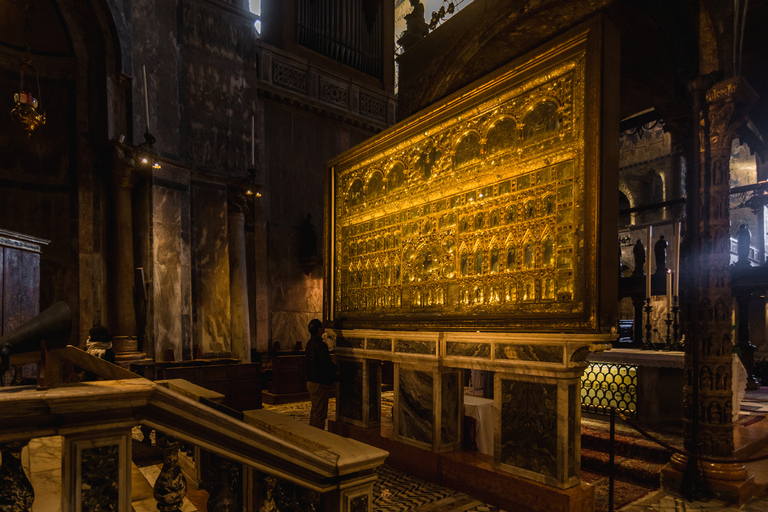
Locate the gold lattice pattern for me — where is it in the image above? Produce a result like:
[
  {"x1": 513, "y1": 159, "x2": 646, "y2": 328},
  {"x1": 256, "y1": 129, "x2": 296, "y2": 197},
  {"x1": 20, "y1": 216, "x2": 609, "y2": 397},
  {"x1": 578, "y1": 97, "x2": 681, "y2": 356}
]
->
[{"x1": 581, "y1": 362, "x2": 638, "y2": 419}]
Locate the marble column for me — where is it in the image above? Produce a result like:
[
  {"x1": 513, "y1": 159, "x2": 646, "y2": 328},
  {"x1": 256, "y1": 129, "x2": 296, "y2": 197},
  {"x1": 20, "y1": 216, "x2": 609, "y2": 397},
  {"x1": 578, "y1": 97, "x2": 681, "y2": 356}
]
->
[
  {"x1": 662, "y1": 76, "x2": 758, "y2": 503},
  {"x1": 108, "y1": 144, "x2": 144, "y2": 365},
  {"x1": 337, "y1": 357, "x2": 381, "y2": 428},
  {"x1": 228, "y1": 188, "x2": 251, "y2": 363}
]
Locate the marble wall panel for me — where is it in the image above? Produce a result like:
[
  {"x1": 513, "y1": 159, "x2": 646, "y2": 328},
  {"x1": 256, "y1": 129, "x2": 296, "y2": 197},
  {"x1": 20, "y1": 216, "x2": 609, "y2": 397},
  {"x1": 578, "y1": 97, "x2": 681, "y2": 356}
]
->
[
  {"x1": 338, "y1": 360, "x2": 363, "y2": 422},
  {"x1": 441, "y1": 372, "x2": 460, "y2": 445},
  {"x1": 132, "y1": 0, "x2": 180, "y2": 154},
  {"x1": 367, "y1": 338, "x2": 392, "y2": 351},
  {"x1": 394, "y1": 339, "x2": 435, "y2": 355},
  {"x1": 336, "y1": 336, "x2": 364, "y2": 349},
  {"x1": 500, "y1": 378, "x2": 558, "y2": 479},
  {"x1": 495, "y1": 344, "x2": 563, "y2": 362},
  {"x1": 398, "y1": 368, "x2": 433, "y2": 444},
  {"x1": 271, "y1": 310, "x2": 322, "y2": 349},
  {"x1": 191, "y1": 181, "x2": 231, "y2": 356},
  {"x1": 445, "y1": 342, "x2": 490, "y2": 358},
  {"x1": 152, "y1": 174, "x2": 191, "y2": 361},
  {"x1": 263, "y1": 102, "x2": 370, "y2": 352}
]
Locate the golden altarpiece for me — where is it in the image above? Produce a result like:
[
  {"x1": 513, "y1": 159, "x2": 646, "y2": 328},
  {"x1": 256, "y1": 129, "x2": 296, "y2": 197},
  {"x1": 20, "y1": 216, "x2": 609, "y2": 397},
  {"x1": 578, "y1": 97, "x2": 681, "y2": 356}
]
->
[{"x1": 324, "y1": 17, "x2": 619, "y2": 497}]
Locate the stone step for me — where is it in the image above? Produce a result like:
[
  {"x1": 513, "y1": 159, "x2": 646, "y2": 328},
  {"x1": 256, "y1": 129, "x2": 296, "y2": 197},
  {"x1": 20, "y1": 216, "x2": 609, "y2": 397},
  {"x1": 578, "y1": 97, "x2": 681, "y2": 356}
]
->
[{"x1": 581, "y1": 448, "x2": 666, "y2": 487}]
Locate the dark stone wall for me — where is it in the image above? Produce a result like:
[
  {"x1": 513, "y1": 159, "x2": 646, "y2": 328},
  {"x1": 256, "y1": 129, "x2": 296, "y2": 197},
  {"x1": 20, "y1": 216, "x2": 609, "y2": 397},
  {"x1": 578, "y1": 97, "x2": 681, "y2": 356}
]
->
[{"x1": 262, "y1": 100, "x2": 370, "y2": 345}]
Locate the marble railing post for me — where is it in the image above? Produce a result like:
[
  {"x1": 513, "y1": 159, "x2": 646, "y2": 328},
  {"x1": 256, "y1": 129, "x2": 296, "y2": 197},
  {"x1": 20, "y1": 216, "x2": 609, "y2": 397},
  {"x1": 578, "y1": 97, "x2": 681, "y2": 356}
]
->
[
  {"x1": 154, "y1": 433, "x2": 187, "y2": 512},
  {"x1": 228, "y1": 188, "x2": 251, "y2": 363},
  {"x1": 0, "y1": 441, "x2": 34, "y2": 511},
  {"x1": 108, "y1": 143, "x2": 145, "y2": 365},
  {"x1": 207, "y1": 456, "x2": 239, "y2": 512}
]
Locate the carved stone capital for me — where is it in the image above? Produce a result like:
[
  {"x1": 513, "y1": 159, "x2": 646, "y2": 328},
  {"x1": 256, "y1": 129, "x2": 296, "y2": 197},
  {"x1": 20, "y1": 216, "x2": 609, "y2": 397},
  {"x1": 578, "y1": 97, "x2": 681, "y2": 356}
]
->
[
  {"x1": 228, "y1": 186, "x2": 250, "y2": 215},
  {"x1": 704, "y1": 76, "x2": 758, "y2": 156},
  {"x1": 106, "y1": 142, "x2": 137, "y2": 189}
]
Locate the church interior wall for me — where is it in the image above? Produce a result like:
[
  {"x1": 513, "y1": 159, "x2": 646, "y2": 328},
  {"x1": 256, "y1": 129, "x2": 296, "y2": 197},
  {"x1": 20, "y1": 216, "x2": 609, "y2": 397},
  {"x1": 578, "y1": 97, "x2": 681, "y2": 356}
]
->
[{"x1": 261, "y1": 99, "x2": 372, "y2": 348}]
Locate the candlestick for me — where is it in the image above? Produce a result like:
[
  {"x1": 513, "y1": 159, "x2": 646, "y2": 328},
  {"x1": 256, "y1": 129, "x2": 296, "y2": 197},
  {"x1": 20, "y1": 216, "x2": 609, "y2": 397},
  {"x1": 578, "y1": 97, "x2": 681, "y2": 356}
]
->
[
  {"x1": 673, "y1": 221, "x2": 681, "y2": 295},
  {"x1": 142, "y1": 65, "x2": 150, "y2": 133},
  {"x1": 666, "y1": 270, "x2": 672, "y2": 310},
  {"x1": 251, "y1": 115, "x2": 255, "y2": 167},
  {"x1": 645, "y1": 226, "x2": 652, "y2": 298}
]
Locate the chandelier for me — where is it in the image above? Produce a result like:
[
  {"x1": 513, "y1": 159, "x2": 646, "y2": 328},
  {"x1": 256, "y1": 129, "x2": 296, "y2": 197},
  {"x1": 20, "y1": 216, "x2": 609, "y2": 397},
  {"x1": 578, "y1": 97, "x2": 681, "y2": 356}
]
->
[{"x1": 10, "y1": 1, "x2": 46, "y2": 137}]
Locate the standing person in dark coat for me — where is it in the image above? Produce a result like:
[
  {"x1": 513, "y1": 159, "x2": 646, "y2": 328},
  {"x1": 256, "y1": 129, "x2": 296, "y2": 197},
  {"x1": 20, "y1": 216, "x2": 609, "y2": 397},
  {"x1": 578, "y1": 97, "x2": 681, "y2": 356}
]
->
[{"x1": 305, "y1": 319, "x2": 337, "y2": 429}]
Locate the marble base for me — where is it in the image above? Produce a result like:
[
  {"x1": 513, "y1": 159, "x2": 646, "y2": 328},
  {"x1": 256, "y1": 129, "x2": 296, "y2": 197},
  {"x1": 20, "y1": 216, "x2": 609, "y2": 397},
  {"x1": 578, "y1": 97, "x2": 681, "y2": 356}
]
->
[
  {"x1": 330, "y1": 420, "x2": 595, "y2": 512},
  {"x1": 112, "y1": 335, "x2": 151, "y2": 368},
  {"x1": 661, "y1": 454, "x2": 758, "y2": 507},
  {"x1": 394, "y1": 364, "x2": 462, "y2": 453}
]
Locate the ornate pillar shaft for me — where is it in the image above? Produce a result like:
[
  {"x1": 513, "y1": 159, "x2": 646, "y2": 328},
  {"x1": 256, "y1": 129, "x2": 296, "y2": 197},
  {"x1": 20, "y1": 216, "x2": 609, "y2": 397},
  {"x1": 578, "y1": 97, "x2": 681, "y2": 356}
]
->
[
  {"x1": 229, "y1": 189, "x2": 251, "y2": 363},
  {"x1": 686, "y1": 77, "x2": 757, "y2": 458}
]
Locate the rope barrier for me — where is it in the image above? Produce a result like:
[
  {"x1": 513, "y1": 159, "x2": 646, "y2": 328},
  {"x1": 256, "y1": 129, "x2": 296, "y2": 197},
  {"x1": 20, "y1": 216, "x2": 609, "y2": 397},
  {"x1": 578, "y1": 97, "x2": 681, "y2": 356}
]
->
[{"x1": 616, "y1": 410, "x2": 768, "y2": 464}]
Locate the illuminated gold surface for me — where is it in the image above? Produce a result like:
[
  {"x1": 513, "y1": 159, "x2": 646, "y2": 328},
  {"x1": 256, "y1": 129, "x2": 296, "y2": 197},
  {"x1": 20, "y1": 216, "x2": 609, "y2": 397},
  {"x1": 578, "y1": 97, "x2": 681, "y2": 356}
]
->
[{"x1": 326, "y1": 23, "x2": 615, "y2": 331}]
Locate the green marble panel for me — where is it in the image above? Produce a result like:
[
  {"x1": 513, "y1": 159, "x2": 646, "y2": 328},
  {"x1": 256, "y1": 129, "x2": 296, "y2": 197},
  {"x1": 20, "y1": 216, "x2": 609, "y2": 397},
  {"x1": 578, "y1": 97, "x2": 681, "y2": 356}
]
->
[
  {"x1": 495, "y1": 344, "x2": 563, "y2": 362},
  {"x1": 500, "y1": 379, "x2": 557, "y2": 479},
  {"x1": 367, "y1": 338, "x2": 392, "y2": 351},
  {"x1": 336, "y1": 336, "x2": 364, "y2": 349},
  {"x1": 81, "y1": 444, "x2": 119, "y2": 512},
  {"x1": 441, "y1": 372, "x2": 460, "y2": 445},
  {"x1": 398, "y1": 368, "x2": 434, "y2": 443},
  {"x1": 395, "y1": 339, "x2": 436, "y2": 355},
  {"x1": 445, "y1": 342, "x2": 490, "y2": 358},
  {"x1": 338, "y1": 360, "x2": 363, "y2": 421}
]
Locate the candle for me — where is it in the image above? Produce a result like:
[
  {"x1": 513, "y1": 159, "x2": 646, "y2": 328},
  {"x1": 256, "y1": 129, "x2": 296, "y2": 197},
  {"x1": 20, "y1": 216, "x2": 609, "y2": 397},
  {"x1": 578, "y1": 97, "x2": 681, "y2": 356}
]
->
[
  {"x1": 666, "y1": 270, "x2": 672, "y2": 311},
  {"x1": 251, "y1": 115, "x2": 255, "y2": 167},
  {"x1": 142, "y1": 65, "x2": 150, "y2": 133},
  {"x1": 673, "y1": 221, "x2": 681, "y2": 296},
  {"x1": 646, "y1": 226, "x2": 652, "y2": 298}
]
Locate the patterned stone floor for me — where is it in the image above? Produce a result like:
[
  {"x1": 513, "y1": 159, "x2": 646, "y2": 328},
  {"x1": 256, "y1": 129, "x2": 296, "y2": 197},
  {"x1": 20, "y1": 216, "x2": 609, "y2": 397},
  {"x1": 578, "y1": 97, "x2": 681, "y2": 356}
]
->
[{"x1": 264, "y1": 392, "x2": 768, "y2": 512}]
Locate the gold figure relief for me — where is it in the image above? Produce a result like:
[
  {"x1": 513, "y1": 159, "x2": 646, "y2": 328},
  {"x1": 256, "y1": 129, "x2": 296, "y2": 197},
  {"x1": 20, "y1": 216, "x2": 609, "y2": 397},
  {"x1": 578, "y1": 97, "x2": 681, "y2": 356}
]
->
[{"x1": 331, "y1": 48, "x2": 591, "y2": 326}]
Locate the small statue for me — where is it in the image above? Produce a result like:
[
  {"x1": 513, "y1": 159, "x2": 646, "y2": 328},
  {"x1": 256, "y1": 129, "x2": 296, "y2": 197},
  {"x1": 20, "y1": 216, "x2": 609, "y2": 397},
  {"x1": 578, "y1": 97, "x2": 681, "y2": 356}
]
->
[
  {"x1": 397, "y1": 0, "x2": 429, "y2": 51},
  {"x1": 737, "y1": 224, "x2": 751, "y2": 266},
  {"x1": 632, "y1": 239, "x2": 646, "y2": 275},
  {"x1": 654, "y1": 235, "x2": 668, "y2": 273},
  {"x1": 299, "y1": 214, "x2": 318, "y2": 258}
]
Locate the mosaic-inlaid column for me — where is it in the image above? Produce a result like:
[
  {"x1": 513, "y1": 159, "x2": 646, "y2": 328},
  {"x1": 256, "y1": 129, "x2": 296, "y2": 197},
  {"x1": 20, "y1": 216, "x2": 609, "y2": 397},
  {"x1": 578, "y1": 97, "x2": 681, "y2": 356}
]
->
[
  {"x1": 495, "y1": 371, "x2": 582, "y2": 489},
  {"x1": 337, "y1": 357, "x2": 381, "y2": 428},
  {"x1": 394, "y1": 363, "x2": 462, "y2": 452}
]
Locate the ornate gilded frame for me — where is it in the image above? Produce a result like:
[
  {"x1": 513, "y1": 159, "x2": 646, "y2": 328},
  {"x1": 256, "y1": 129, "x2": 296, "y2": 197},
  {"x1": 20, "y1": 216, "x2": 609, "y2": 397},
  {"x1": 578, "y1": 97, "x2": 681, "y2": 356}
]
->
[{"x1": 325, "y1": 18, "x2": 618, "y2": 333}]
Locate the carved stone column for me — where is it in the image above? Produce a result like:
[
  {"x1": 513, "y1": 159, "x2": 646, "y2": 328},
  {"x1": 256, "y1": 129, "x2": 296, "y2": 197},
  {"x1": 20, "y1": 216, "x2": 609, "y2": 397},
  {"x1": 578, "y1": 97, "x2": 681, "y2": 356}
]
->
[
  {"x1": 0, "y1": 441, "x2": 34, "y2": 512},
  {"x1": 663, "y1": 76, "x2": 758, "y2": 504},
  {"x1": 229, "y1": 188, "x2": 251, "y2": 363},
  {"x1": 108, "y1": 143, "x2": 145, "y2": 365}
]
